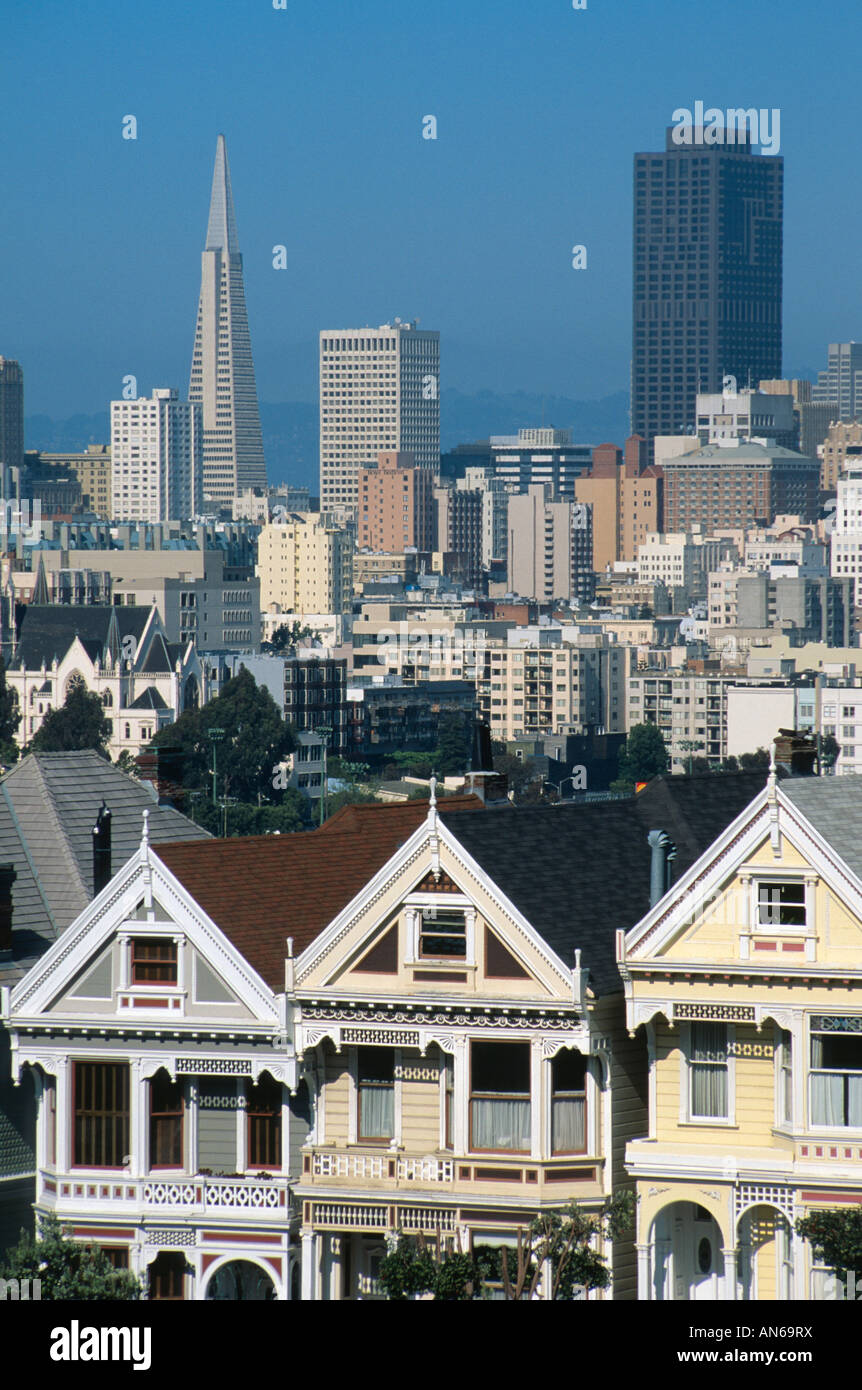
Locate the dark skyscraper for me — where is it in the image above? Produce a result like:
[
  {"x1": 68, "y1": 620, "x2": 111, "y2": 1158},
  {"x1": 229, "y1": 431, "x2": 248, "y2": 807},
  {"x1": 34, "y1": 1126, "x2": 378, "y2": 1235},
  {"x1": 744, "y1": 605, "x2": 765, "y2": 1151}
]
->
[
  {"x1": 631, "y1": 129, "x2": 783, "y2": 462},
  {"x1": 0, "y1": 357, "x2": 24, "y2": 497}
]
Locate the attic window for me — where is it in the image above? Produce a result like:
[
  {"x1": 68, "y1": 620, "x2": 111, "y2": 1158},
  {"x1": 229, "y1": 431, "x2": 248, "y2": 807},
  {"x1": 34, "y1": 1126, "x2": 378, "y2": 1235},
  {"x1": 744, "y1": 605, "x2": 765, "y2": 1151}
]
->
[
  {"x1": 131, "y1": 938, "x2": 177, "y2": 986},
  {"x1": 757, "y1": 882, "x2": 806, "y2": 929},
  {"x1": 419, "y1": 907, "x2": 466, "y2": 959}
]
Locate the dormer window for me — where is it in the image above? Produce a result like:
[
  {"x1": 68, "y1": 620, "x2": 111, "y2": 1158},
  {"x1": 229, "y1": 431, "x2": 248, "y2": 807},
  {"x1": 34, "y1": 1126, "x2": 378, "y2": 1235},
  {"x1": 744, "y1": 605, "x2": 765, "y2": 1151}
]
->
[
  {"x1": 419, "y1": 907, "x2": 467, "y2": 959},
  {"x1": 757, "y1": 882, "x2": 806, "y2": 929},
  {"x1": 131, "y1": 938, "x2": 177, "y2": 986}
]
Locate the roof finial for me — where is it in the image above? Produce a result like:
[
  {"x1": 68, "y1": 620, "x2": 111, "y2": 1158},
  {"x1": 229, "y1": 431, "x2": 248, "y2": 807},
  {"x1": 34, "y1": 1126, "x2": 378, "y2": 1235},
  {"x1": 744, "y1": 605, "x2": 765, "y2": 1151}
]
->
[
  {"x1": 141, "y1": 808, "x2": 150, "y2": 850},
  {"x1": 429, "y1": 772, "x2": 437, "y2": 813}
]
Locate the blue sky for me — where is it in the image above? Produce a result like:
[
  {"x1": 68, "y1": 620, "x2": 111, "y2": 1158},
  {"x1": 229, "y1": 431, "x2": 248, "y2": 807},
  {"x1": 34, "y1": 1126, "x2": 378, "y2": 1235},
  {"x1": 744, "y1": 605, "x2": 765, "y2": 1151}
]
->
[{"x1": 3, "y1": 0, "x2": 862, "y2": 417}]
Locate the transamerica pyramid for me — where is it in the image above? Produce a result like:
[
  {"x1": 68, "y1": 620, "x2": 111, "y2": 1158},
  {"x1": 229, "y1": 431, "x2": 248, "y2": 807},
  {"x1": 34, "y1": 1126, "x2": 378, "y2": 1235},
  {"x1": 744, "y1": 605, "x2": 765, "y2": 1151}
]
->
[{"x1": 189, "y1": 134, "x2": 267, "y2": 506}]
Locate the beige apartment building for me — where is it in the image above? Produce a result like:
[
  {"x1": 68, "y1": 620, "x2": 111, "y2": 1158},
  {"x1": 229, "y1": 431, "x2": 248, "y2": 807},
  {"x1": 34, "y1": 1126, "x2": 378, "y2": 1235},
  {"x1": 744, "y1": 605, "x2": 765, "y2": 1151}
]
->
[
  {"x1": 507, "y1": 485, "x2": 594, "y2": 604},
  {"x1": 476, "y1": 634, "x2": 626, "y2": 741},
  {"x1": 45, "y1": 445, "x2": 112, "y2": 518},
  {"x1": 821, "y1": 420, "x2": 862, "y2": 492},
  {"x1": 256, "y1": 514, "x2": 353, "y2": 616},
  {"x1": 574, "y1": 438, "x2": 662, "y2": 570},
  {"x1": 357, "y1": 451, "x2": 434, "y2": 552}
]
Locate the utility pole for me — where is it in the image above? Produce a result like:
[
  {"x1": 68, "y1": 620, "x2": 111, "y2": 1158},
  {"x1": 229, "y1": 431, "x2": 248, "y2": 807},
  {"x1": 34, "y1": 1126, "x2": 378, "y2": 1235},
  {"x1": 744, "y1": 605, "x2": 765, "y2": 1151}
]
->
[
  {"x1": 317, "y1": 726, "x2": 332, "y2": 826},
  {"x1": 208, "y1": 727, "x2": 225, "y2": 805}
]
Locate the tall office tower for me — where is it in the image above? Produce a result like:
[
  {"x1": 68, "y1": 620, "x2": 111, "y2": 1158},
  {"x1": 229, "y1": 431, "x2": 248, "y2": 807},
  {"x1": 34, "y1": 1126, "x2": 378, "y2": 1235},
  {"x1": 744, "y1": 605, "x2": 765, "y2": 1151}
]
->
[
  {"x1": 189, "y1": 135, "x2": 266, "y2": 508},
  {"x1": 812, "y1": 343, "x2": 862, "y2": 421},
  {"x1": 0, "y1": 357, "x2": 24, "y2": 496},
  {"x1": 319, "y1": 322, "x2": 440, "y2": 516},
  {"x1": 632, "y1": 129, "x2": 783, "y2": 463},
  {"x1": 111, "y1": 389, "x2": 203, "y2": 522},
  {"x1": 507, "y1": 484, "x2": 595, "y2": 605}
]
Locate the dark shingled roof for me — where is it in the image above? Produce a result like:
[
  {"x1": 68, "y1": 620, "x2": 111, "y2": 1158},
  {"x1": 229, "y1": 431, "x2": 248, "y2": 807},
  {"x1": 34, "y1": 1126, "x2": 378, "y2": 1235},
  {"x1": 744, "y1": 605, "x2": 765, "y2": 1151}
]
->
[
  {"x1": 443, "y1": 772, "x2": 771, "y2": 994},
  {"x1": 127, "y1": 687, "x2": 168, "y2": 710},
  {"x1": 155, "y1": 777, "x2": 769, "y2": 997},
  {"x1": 10, "y1": 605, "x2": 151, "y2": 671},
  {"x1": 0, "y1": 751, "x2": 210, "y2": 982}
]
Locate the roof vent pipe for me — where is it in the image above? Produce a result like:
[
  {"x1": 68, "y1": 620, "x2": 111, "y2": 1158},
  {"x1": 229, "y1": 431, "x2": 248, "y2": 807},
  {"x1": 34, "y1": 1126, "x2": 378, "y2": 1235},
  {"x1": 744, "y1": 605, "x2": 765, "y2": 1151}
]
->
[
  {"x1": 648, "y1": 829, "x2": 677, "y2": 908},
  {"x1": 93, "y1": 801, "x2": 112, "y2": 897}
]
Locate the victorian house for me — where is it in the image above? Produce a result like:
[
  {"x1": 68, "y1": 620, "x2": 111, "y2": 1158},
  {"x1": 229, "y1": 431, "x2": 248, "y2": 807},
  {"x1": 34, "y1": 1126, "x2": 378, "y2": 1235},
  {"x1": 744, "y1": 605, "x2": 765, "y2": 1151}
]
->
[
  {"x1": 3, "y1": 771, "x2": 771, "y2": 1298},
  {"x1": 620, "y1": 766, "x2": 862, "y2": 1301}
]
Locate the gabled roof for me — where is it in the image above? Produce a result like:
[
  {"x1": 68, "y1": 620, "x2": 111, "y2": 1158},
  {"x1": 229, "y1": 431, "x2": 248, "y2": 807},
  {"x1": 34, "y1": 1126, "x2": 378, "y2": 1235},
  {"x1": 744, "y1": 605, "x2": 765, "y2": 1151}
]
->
[
  {"x1": 155, "y1": 778, "x2": 768, "y2": 998},
  {"x1": 10, "y1": 605, "x2": 151, "y2": 671},
  {"x1": 0, "y1": 751, "x2": 210, "y2": 980},
  {"x1": 127, "y1": 686, "x2": 168, "y2": 710},
  {"x1": 140, "y1": 632, "x2": 173, "y2": 674},
  {"x1": 779, "y1": 776, "x2": 862, "y2": 881},
  {"x1": 156, "y1": 796, "x2": 484, "y2": 990}
]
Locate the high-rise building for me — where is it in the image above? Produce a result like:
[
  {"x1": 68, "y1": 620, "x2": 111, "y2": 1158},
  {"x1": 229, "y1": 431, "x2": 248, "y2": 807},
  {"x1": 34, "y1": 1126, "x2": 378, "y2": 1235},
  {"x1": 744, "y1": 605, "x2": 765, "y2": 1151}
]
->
[
  {"x1": 760, "y1": 378, "x2": 833, "y2": 463},
  {"x1": 42, "y1": 445, "x2": 112, "y2": 518},
  {"x1": 487, "y1": 428, "x2": 592, "y2": 501},
  {"x1": 812, "y1": 342, "x2": 862, "y2": 421},
  {"x1": 507, "y1": 484, "x2": 594, "y2": 604},
  {"x1": 0, "y1": 357, "x2": 24, "y2": 496},
  {"x1": 695, "y1": 387, "x2": 797, "y2": 450},
  {"x1": 189, "y1": 135, "x2": 267, "y2": 507},
  {"x1": 111, "y1": 389, "x2": 203, "y2": 523},
  {"x1": 661, "y1": 439, "x2": 819, "y2": 533},
  {"x1": 632, "y1": 129, "x2": 783, "y2": 462},
  {"x1": 319, "y1": 323, "x2": 440, "y2": 515},
  {"x1": 357, "y1": 451, "x2": 434, "y2": 552}
]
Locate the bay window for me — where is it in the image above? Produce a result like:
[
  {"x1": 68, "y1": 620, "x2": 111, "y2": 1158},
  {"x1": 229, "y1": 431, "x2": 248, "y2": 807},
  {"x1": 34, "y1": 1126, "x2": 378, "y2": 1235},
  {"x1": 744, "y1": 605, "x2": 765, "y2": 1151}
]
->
[
  {"x1": 246, "y1": 1073, "x2": 282, "y2": 1168},
  {"x1": 810, "y1": 1025, "x2": 862, "y2": 1128},
  {"x1": 470, "y1": 1041, "x2": 531, "y2": 1153},
  {"x1": 689, "y1": 1023, "x2": 729, "y2": 1120},
  {"x1": 357, "y1": 1049, "x2": 395, "y2": 1142},
  {"x1": 551, "y1": 1050, "x2": 586, "y2": 1154},
  {"x1": 149, "y1": 1069, "x2": 184, "y2": 1168},
  {"x1": 73, "y1": 1061, "x2": 129, "y2": 1168}
]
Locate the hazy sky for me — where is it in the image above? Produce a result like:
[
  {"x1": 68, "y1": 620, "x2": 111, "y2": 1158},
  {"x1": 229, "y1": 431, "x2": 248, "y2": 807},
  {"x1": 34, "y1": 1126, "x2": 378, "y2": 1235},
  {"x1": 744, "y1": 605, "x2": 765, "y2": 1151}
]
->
[{"x1": 4, "y1": 0, "x2": 861, "y2": 417}]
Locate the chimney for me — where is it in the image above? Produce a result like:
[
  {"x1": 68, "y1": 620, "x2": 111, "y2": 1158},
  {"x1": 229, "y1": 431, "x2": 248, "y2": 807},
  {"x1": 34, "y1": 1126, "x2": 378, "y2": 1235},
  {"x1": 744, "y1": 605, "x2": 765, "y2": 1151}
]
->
[
  {"x1": 92, "y1": 801, "x2": 112, "y2": 897},
  {"x1": 464, "y1": 719, "x2": 510, "y2": 807},
  {"x1": 648, "y1": 829, "x2": 677, "y2": 908},
  {"x1": 774, "y1": 729, "x2": 817, "y2": 777},
  {"x1": 0, "y1": 862, "x2": 16, "y2": 957},
  {"x1": 134, "y1": 745, "x2": 185, "y2": 810}
]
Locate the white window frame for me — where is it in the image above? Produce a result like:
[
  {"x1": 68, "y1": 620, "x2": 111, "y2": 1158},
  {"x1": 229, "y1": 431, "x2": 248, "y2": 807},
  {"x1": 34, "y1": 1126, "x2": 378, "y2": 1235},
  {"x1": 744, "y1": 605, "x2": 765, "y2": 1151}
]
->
[
  {"x1": 774, "y1": 1026, "x2": 794, "y2": 1130},
  {"x1": 680, "y1": 1021, "x2": 736, "y2": 1126},
  {"x1": 403, "y1": 893, "x2": 476, "y2": 967},
  {"x1": 750, "y1": 872, "x2": 812, "y2": 934},
  {"x1": 349, "y1": 1046, "x2": 402, "y2": 1148},
  {"x1": 806, "y1": 1015, "x2": 862, "y2": 1134}
]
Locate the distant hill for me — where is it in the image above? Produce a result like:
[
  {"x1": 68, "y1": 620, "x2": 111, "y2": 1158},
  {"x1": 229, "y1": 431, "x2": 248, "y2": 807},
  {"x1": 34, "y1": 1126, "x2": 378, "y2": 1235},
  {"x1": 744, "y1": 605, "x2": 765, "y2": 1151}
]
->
[{"x1": 26, "y1": 387, "x2": 631, "y2": 491}]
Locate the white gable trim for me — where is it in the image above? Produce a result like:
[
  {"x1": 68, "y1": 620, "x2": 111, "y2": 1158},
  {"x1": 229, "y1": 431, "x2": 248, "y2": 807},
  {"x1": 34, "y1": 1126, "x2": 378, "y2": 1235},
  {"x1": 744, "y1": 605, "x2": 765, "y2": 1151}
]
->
[
  {"x1": 296, "y1": 815, "x2": 573, "y2": 992},
  {"x1": 10, "y1": 845, "x2": 278, "y2": 1024},
  {"x1": 624, "y1": 783, "x2": 862, "y2": 966}
]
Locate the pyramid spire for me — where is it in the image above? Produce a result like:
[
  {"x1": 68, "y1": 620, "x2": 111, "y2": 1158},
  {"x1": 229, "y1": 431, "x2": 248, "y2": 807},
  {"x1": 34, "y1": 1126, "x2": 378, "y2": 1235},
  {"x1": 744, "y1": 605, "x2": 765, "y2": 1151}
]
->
[{"x1": 205, "y1": 134, "x2": 240, "y2": 255}]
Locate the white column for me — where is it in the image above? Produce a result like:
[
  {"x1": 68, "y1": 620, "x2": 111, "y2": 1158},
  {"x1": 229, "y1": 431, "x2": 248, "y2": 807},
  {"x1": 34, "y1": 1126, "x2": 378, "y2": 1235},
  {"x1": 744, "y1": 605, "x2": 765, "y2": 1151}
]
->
[
  {"x1": 636, "y1": 1242, "x2": 651, "y2": 1301},
  {"x1": 530, "y1": 1040, "x2": 543, "y2": 1160},
  {"x1": 723, "y1": 1246, "x2": 738, "y2": 1300},
  {"x1": 453, "y1": 1037, "x2": 468, "y2": 1154},
  {"x1": 130, "y1": 1059, "x2": 146, "y2": 1178},
  {"x1": 55, "y1": 1059, "x2": 71, "y2": 1173},
  {"x1": 300, "y1": 1230, "x2": 316, "y2": 1301}
]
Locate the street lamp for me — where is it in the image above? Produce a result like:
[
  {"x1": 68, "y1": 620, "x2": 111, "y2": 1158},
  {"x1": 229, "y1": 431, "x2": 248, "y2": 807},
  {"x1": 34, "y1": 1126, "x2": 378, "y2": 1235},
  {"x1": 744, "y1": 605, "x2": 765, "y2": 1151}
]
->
[
  {"x1": 678, "y1": 738, "x2": 704, "y2": 776},
  {"x1": 207, "y1": 727, "x2": 226, "y2": 805},
  {"x1": 544, "y1": 775, "x2": 580, "y2": 802}
]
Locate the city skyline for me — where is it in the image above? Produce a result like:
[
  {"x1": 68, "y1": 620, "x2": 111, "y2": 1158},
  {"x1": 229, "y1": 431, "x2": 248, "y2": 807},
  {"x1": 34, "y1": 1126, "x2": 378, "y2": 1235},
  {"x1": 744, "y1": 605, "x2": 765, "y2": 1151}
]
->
[{"x1": 4, "y1": 0, "x2": 862, "y2": 421}]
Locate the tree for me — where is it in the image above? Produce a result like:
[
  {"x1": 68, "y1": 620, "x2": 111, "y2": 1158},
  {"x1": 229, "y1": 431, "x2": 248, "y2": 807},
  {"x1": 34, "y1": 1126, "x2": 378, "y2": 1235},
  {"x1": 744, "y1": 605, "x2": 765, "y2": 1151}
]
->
[
  {"x1": 492, "y1": 753, "x2": 544, "y2": 800},
  {"x1": 30, "y1": 676, "x2": 111, "y2": 755},
  {"x1": 616, "y1": 723, "x2": 668, "y2": 787},
  {"x1": 0, "y1": 1215, "x2": 142, "y2": 1300},
  {"x1": 114, "y1": 749, "x2": 140, "y2": 778},
  {"x1": 150, "y1": 668, "x2": 294, "y2": 806},
  {"x1": 436, "y1": 710, "x2": 472, "y2": 777},
  {"x1": 0, "y1": 654, "x2": 20, "y2": 765},
  {"x1": 796, "y1": 1207, "x2": 862, "y2": 1292},
  {"x1": 738, "y1": 748, "x2": 770, "y2": 771},
  {"x1": 192, "y1": 794, "x2": 310, "y2": 838},
  {"x1": 821, "y1": 733, "x2": 841, "y2": 773},
  {"x1": 378, "y1": 1192, "x2": 634, "y2": 1301},
  {"x1": 261, "y1": 621, "x2": 320, "y2": 655}
]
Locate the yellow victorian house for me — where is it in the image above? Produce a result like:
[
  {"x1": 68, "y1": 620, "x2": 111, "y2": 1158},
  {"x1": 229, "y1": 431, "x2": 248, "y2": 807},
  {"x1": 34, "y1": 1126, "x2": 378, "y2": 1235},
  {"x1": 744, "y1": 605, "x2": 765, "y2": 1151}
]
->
[{"x1": 620, "y1": 762, "x2": 862, "y2": 1301}]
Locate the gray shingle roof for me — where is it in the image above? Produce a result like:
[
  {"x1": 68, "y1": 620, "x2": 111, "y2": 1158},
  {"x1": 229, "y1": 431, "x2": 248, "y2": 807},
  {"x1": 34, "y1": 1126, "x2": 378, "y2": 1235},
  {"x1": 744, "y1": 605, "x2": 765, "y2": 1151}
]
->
[
  {"x1": 0, "y1": 751, "x2": 210, "y2": 981},
  {"x1": 10, "y1": 605, "x2": 151, "y2": 671},
  {"x1": 780, "y1": 776, "x2": 862, "y2": 881}
]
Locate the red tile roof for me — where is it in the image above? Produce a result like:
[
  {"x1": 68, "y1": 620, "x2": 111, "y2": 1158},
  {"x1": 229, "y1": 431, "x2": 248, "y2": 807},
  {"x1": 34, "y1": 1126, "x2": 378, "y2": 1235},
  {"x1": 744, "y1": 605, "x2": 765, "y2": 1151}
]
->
[{"x1": 155, "y1": 794, "x2": 483, "y2": 991}]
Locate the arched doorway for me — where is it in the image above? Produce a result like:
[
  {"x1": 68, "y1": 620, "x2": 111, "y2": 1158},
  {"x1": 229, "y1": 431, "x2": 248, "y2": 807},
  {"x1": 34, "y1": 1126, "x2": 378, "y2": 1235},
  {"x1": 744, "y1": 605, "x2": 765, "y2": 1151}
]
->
[
  {"x1": 205, "y1": 1259, "x2": 276, "y2": 1301},
  {"x1": 183, "y1": 676, "x2": 200, "y2": 712},
  {"x1": 651, "y1": 1202, "x2": 727, "y2": 1300},
  {"x1": 737, "y1": 1205, "x2": 793, "y2": 1300}
]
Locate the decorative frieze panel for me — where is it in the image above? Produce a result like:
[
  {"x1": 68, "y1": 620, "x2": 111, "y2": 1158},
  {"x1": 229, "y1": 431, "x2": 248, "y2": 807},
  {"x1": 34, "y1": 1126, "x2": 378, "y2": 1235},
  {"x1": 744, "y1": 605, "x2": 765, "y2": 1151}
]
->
[
  {"x1": 728, "y1": 1037, "x2": 773, "y2": 1059},
  {"x1": 674, "y1": 1003, "x2": 756, "y2": 1023},
  {"x1": 146, "y1": 1229, "x2": 196, "y2": 1246},
  {"x1": 394, "y1": 1061, "x2": 439, "y2": 1082},
  {"x1": 176, "y1": 1058, "x2": 253, "y2": 1075},
  {"x1": 342, "y1": 1028, "x2": 420, "y2": 1047},
  {"x1": 303, "y1": 1004, "x2": 580, "y2": 1033},
  {"x1": 810, "y1": 1015, "x2": 862, "y2": 1034},
  {"x1": 734, "y1": 1183, "x2": 795, "y2": 1222}
]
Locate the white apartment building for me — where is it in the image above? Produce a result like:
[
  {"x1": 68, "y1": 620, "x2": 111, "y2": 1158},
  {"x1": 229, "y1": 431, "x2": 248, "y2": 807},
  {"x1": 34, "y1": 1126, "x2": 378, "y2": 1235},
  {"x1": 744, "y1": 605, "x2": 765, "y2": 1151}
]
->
[
  {"x1": 507, "y1": 485, "x2": 594, "y2": 605},
  {"x1": 744, "y1": 537, "x2": 826, "y2": 572},
  {"x1": 830, "y1": 462, "x2": 862, "y2": 600},
  {"x1": 696, "y1": 388, "x2": 797, "y2": 449},
  {"x1": 319, "y1": 322, "x2": 440, "y2": 515},
  {"x1": 256, "y1": 514, "x2": 354, "y2": 616},
  {"x1": 637, "y1": 531, "x2": 736, "y2": 602},
  {"x1": 111, "y1": 389, "x2": 203, "y2": 523},
  {"x1": 627, "y1": 671, "x2": 734, "y2": 770}
]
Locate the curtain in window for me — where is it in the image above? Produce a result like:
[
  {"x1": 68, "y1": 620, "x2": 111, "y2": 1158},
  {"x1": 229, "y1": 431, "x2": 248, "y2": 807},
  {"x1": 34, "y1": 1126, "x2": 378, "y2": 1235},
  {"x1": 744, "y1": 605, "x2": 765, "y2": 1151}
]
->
[
  {"x1": 848, "y1": 1074, "x2": 862, "y2": 1127},
  {"x1": 552, "y1": 1096, "x2": 585, "y2": 1152},
  {"x1": 471, "y1": 1098, "x2": 531, "y2": 1151},
  {"x1": 810, "y1": 1036, "x2": 845, "y2": 1125},
  {"x1": 360, "y1": 1085, "x2": 394, "y2": 1139},
  {"x1": 691, "y1": 1024, "x2": 728, "y2": 1118}
]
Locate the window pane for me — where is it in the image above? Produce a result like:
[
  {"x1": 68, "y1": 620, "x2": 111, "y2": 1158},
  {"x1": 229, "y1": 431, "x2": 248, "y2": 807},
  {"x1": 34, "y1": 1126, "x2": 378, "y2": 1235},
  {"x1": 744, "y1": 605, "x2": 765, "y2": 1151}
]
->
[
  {"x1": 419, "y1": 908, "x2": 466, "y2": 958},
  {"x1": 360, "y1": 1084, "x2": 394, "y2": 1140},
  {"x1": 471, "y1": 1042, "x2": 530, "y2": 1094},
  {"x1": 691, "y1": 1023, "x2": 727, "y2": 1062},
  {"x1": 74, "y1": 1062, "x2": 130, "y2": 1167},
  {"x1": 552, "y1": 1096, "x2": 585, "y2": 1152},
  {"x1": 357, "y1": 1048, "x2": 394, "y2": 1084},
  {"x1": 471, "y1": 1098, "x2": 531, "y2": 1151}
]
